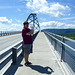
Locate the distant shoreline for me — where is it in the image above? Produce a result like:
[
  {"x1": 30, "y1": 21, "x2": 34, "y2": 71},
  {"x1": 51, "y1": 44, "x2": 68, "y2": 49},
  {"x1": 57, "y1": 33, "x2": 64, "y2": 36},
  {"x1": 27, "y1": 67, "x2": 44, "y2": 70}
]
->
[
  {"x1": 42, "y1": 29, "x2": 75, "y2": 40},
  {"x1": 42, "y1": 29, "x2": 75, "y2": 35}
]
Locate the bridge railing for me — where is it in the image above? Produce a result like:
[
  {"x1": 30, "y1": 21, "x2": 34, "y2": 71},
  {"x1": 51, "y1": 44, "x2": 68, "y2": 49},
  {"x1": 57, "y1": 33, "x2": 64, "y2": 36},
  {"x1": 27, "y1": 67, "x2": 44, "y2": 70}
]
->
[
  {"x1": 0, "y1": 31, "x2": 21, "y2": 37},
  {"x1": 44, "y1": 31, "x2": 75, "y2": 75},
  {"x1": 0, "y1": 31, "x2": 39, "y2": 74},
  {"x1": 0, "y1": 40, "x2": 23, "y2": 74}
]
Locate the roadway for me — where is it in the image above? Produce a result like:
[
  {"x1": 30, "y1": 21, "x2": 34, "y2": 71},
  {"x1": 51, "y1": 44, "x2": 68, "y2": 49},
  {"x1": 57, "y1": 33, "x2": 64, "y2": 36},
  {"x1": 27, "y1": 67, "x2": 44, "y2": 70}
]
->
[{"x1": 0, "y1": 34, "x2": 22, "y2": 52}]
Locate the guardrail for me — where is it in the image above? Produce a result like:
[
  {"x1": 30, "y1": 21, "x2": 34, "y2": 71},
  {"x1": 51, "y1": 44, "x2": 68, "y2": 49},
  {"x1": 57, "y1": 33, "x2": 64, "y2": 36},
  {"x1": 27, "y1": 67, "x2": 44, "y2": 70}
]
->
[
  {"x1": 44, "y1": 31, "x2": 75, "y2": 75},
  {"x1": 0, "y1": 31, "x2": 21, "y2": 37},
  {"x1": 0, "y1": 31, "x2": 39, "y2": 74}
]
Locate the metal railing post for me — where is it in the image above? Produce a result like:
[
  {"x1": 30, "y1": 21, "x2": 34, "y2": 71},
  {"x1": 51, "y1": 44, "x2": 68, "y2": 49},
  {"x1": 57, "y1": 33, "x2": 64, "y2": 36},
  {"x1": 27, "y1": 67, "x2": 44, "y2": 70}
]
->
[
  {"x1": 21, "y1": 43, "x2": 24, "y2": 56},
  {"x1": 51, "y1": 37, "x2": 53, "y2": 45},
  {"x1": 61, "y1": 36, "x2": 65, "y2": 62},
  {"x1": 1, "y1": 32, "x2": 2, "y2": 36},
  {"x1": 54, "y1": 40, "x2": 57, "y2": 50},
  {"x1": 12, "y1": 47, "x2": 17, "y2": 64}
]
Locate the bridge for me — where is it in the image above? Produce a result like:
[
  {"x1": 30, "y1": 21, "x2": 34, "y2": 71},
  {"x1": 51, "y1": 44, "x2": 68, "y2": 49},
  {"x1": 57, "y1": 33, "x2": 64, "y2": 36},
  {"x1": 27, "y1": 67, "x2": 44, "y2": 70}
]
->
[{"x1": 0, "y1": 13, "x2": 75, "y2": 75}]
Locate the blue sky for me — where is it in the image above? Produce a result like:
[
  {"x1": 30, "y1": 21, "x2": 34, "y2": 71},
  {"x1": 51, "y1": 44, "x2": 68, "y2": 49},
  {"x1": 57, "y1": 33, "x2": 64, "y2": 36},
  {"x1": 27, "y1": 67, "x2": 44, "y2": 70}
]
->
[{"x1": 0, "y1": 0, "x2": 75, "y2": 31}]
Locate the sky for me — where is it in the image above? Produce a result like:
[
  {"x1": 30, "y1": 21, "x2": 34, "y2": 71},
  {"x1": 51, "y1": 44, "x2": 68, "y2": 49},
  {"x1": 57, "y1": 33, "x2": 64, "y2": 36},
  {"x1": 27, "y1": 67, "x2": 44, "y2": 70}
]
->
[{"x1": 0, "y1": 0, "x2": 75, "y2": 31}]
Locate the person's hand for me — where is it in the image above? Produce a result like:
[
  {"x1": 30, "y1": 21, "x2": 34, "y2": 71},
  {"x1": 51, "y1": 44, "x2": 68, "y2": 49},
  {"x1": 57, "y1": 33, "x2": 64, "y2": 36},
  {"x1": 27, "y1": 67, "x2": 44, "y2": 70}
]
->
[
  {"x1": 30, "y1": 25, "x2": 33, "y2": 29},
  {"x1": 30, "y1": 25, "x2": 34, "y2": 34}
]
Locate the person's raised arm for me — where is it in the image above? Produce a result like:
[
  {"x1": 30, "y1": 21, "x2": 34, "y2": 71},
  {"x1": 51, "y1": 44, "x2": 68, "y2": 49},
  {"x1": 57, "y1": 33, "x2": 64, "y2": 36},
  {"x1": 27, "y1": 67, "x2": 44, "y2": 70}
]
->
[{"x1": 26, "y1": 25, "x2": 34, "y2": 36}]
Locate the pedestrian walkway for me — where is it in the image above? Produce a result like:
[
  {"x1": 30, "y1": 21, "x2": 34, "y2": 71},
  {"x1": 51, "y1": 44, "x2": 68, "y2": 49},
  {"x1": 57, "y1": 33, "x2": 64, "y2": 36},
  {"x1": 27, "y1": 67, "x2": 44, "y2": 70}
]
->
[{"x1": 14, "y1": 32, "x2": 64, "y2": 75}]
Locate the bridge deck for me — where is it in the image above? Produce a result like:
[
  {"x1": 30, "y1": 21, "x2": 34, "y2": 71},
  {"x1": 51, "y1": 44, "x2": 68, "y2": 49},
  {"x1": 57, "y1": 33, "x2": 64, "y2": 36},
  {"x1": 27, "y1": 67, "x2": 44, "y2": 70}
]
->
[{"x1": 5, "y1": 32, "x2": 65, "y2": 75}]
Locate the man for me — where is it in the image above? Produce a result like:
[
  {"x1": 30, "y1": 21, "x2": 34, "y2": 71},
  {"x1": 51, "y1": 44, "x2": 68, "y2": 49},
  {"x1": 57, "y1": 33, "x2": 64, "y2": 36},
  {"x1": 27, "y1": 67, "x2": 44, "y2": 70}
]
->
[{"x1": 22, "y1": 21, "x2": 34, "y2": 66}]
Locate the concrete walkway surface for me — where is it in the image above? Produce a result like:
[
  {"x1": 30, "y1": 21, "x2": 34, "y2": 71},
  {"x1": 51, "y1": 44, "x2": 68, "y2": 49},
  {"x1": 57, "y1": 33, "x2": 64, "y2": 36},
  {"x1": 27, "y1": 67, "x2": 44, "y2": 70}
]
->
[{"x1": 4, "y1": 32, "x2": 65, "y2": 75}]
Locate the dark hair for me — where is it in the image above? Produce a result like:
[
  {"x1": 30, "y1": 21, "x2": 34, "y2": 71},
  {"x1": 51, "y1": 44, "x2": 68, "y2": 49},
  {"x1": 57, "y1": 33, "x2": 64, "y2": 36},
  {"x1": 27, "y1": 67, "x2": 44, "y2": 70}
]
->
[{"x1": 23, "y1": 21, "x2": 29, "y2": 26}]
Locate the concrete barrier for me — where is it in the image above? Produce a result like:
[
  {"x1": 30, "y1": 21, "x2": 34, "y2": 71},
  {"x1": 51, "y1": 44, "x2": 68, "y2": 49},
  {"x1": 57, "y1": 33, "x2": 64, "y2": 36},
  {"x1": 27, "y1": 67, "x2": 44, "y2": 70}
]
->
[{"x1": 0, "y1": 31, "x2": 21, "y2": 37}]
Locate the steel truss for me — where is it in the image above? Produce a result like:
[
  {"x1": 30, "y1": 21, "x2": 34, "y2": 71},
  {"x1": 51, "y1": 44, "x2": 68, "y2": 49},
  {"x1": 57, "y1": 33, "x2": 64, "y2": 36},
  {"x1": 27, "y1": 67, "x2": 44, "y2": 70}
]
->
[{"x1": 26, "y1": 13, "x2": 40, "y2": 32}]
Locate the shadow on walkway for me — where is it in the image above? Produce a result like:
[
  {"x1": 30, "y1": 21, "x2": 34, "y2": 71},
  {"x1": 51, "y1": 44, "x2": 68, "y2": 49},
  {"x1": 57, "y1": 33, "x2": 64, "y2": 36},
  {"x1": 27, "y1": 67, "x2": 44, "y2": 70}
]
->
[
  {"x1": 4, "y1": 55, "x2": 23, "y2": 75},
  {"x1": 29, "y1": 64, "x2": 54, "y2": 74}
]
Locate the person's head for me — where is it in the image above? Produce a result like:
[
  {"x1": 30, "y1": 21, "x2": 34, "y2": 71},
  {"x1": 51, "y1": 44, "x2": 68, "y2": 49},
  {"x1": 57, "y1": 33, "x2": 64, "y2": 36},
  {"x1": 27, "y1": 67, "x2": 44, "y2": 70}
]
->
[{"x1": 23, "y1": 21, "x2": 29, "y2": 28}]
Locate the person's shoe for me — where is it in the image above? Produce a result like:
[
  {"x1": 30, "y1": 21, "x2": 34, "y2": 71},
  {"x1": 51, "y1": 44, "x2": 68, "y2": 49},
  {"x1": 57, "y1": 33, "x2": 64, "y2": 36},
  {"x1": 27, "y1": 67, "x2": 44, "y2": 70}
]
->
[
  {"x1": 28, "y1": 61, "x2": 32, "y2": 64},
  {"x1": 24, "y1": 62, "x2": 29, "y2": 66}
]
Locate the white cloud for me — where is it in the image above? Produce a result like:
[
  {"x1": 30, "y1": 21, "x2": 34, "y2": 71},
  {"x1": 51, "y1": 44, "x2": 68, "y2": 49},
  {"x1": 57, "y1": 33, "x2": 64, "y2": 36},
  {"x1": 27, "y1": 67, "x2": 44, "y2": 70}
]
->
[
  {"x1": 0, "y1": 17, "x2": 12, "y2": 24},
  {"x1": 74, "y1": 6, "x2": 75, "y2": 8},
  {"x1": 17, "y1": 8, "x2": 21, "y2": 11},
  {"x1": 15, "y1": 19, "x2": 21, "y2": 23},
  {"x1": 0, "y1": 23, "x2": 22, "y2": 31},
  {"x1": 0, "y1": 20, "x2": 75, "y2": 31},
  {"x1": 55, "y1": 11, "x2": 64, "y2": 17},
  {"x1": 9, "y1": 24, "x2": 23, "y2": 31},
  {"x1": 0, "y1": 23, "x2": 8, "y2": 31},
  {"x1": 40, "y1": 18, "x2": 46, "y2": 21},
  {"x1": 73, "y1": 21, "x2": 75, "y2": 23},
  {"x1": 26, "y1": 0, "x2": 70, "y2": 17},
  {"x1": 40, "y1": 21, "x2": 75, "y2": 30},
  {"x1": 26, "y1": 0, "x2": 48, "y2": 10},
  {"x1": 0, "y1": 6, "x2": 25, "y2": 9},
  {"x1": 62, "y1": 17, "x2": 75, "y2": 20},
  {"x1": 0, "y1": 6, "x2": 12, "y2": 9},
  {"x1": 68, "y1": 14, "x2": 71, "y2": 16}
]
